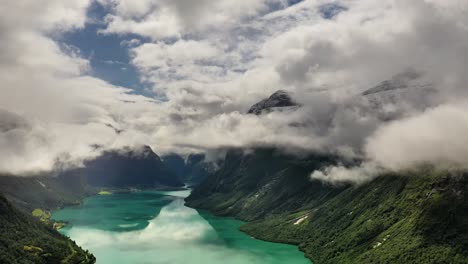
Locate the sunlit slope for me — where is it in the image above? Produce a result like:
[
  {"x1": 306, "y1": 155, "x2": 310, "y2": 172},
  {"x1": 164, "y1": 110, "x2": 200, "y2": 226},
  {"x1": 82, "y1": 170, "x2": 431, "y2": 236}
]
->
[{"x1": 242, "y1": 170, "x2": 468, "y2": 263}]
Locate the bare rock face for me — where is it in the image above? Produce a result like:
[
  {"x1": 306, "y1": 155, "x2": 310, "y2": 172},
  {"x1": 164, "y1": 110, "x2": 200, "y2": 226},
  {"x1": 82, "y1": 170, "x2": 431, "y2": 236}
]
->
[{"x1": 247, "y1": 90, "x2": 298, "y2": 115}]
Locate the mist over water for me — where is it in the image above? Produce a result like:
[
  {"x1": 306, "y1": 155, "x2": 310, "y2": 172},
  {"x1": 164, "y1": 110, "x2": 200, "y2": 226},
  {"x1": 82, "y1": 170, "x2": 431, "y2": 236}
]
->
[{"x1": 52, "y1": 190, "x2": 309, "y2": 264}]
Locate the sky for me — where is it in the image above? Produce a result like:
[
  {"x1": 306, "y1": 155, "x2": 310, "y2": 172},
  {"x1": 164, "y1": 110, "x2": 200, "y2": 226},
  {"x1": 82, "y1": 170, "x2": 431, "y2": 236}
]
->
[
  {"x1": 1, "y1": 0, "x2": 468, "y2": 183},
  {"x1": 59, "y1": 2, "x2": 147, "y2": 93}
]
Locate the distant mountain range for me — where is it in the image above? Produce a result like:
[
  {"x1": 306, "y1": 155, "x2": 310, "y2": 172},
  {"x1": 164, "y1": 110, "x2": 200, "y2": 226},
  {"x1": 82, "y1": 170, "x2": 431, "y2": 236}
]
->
[
  {"x1": 162, "y1": 153, "x2": 217, "y2": 185},
  {"x1": 71, "y1": 145, "x2": 184, "y2": 188}
]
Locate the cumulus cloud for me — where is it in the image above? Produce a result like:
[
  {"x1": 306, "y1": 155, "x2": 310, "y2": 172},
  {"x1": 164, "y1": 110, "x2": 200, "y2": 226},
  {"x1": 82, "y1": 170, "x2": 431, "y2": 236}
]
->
[
  {"x1": 2, "y1": 0, "x2": 468, "y2": 180},
  {"x1": 0, "y1": 1, "x2": 165, "y2": 174},
  {"x1": 131, "y1": 40, "x2": 225, "y2": 91}
]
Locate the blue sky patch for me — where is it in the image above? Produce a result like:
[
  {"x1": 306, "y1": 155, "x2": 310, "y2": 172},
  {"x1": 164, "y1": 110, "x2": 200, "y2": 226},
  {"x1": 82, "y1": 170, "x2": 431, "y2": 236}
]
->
[
  {"x1": 288, "y1": 0, "x2": 304, "y2": 6},
  {"x1": 56, "y1": 2, "x2": 150, "y2": 95},
  {"x1": 319, "y1": 3, "x2": 348, "y2": 19}
]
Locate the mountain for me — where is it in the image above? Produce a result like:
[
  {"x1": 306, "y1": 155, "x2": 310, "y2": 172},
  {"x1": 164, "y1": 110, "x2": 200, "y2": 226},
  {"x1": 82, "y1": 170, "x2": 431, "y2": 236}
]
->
[
  {"x1": 248, "y1": 90, "x2": 299, "y2": 115},
  {"x1": 186, "y1": 150, "x2": 468, "y2": 263},
  {"x1": 186, "y1": 148, "x2": 341, "y2": 220},
  {"x1": 74, "y1": 145, "x2": 184, "y2": 188},
  {"x1": 355, "y1": 71, "x2": 437, "y2": 122},
  {"x1": 186, "y1": 87, "x2": 468, "y2": 263},
  {"x1": 162, "y1": 153, "x2": 218, "y2": 185},
  {"x1": 241, "y1": 169, "x2": 468, "y2": 264},
  {"x1": 0, "y1": 146, "x2": 184, "y2": 213},
  {"x1": 0, "y1": 146, "x2": 182, "y2": 215},
  {"x1": 0, "y1": 194, "x2": 95, "y2": 264}
]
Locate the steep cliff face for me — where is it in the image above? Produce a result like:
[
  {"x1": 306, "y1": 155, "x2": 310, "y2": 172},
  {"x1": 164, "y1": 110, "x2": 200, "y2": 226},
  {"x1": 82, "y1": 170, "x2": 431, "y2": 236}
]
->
[{"x1": 0, "y1": 194, "x2": 95, "y2": 264}]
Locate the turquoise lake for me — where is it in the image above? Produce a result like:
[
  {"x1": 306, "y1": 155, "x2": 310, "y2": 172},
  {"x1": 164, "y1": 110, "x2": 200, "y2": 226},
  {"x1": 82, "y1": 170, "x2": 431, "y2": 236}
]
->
[{"x1": 52, "y1": 190, "x2": 310, "y2": 264}]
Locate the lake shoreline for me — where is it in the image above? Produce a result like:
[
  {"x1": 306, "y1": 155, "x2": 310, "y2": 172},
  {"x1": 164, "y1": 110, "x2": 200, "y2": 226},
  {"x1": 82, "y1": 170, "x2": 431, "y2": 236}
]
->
[{"x1": 184, "y1": 202, "x2": 312, "y2": 263}]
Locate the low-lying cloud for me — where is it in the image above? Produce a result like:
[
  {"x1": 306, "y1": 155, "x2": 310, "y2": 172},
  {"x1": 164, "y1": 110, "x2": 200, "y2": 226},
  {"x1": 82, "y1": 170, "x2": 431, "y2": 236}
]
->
[{"x1": 367, "y1": 101, "x2": 468, "y2": 170}]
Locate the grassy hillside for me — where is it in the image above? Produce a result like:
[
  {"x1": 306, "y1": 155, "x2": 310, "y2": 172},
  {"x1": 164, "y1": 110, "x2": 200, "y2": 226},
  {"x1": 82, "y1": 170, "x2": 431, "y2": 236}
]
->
[
  {"x1": 186, "y1": 149, "x2": 468, "y2": 263},
  {"x1": 0, "y1": 194, "x2": 95, "y2": 264}
]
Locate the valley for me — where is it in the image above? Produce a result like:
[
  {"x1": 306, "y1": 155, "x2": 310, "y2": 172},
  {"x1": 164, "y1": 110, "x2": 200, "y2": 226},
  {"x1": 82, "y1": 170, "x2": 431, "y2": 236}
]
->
[{"x1": 2, "y1": 1, "x2": 468, "y2": 263}]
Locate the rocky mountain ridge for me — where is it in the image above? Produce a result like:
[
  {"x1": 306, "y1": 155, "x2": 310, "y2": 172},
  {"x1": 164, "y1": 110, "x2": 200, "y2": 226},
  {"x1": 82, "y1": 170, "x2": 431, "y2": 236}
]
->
[{"x1": 248, "y1": 90, "x2": 299, "y2": 115}]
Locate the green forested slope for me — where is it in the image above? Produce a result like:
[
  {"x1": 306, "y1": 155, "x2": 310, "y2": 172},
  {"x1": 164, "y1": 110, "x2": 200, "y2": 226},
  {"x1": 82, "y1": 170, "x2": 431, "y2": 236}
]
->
[
  {"x1": 186, "y1": 148, "x2": 341, "y2": 220},
  {"x1": 186, "y1": 149, "x2": 468, "y2": 264},
  {"x1": 0, "y1": 194, "x2": 95, "y2": 264},
  {"x1": 242, "y1": 170, "x2": 468, "y2": 264}
]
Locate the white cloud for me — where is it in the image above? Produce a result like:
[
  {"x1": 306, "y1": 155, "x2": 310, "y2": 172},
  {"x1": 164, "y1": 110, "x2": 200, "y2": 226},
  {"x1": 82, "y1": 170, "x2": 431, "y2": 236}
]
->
[
  {"x1": 100, "y1": 0, "x2": 275, "y2": 39},
  {"x1": 366, "y1": 101, "x2": 468, "y2": 170},
  {"x1": 0, "y1": 1, "x2": 165, "y2": 174},
  {"x1": 3, "y1": 0, "x2": 468, "y2": 179},
  {"x1": 120, "y1": 38, "x2": 141, "y2": 48},
  {"x1": 311, "y1": 162, "x2": 384, "y2": 185}
]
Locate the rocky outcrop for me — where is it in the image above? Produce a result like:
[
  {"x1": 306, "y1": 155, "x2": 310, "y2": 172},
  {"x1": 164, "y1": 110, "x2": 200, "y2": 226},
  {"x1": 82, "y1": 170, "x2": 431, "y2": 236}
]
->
[{"x1": 248, "y1": 90, "x2": 299, "y2": 115}]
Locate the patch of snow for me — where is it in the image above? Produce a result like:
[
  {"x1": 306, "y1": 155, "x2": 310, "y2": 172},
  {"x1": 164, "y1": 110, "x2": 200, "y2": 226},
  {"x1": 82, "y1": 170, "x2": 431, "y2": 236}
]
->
[
  {"x1": 373, "y1": 242, "x2": 382, "y2": 249},
  {"x1": 36, "y1": 180, "x2": 46, "y2": 188},
  {"x1": 294, "y1": 215, "x2": 308, "y2": 225}
]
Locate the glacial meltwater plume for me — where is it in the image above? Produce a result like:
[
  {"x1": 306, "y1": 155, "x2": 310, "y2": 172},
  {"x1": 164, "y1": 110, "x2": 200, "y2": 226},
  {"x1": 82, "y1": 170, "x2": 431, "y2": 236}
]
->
[{"x1": 52, "y1": 190, "x2": 310, "y2": 264}]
